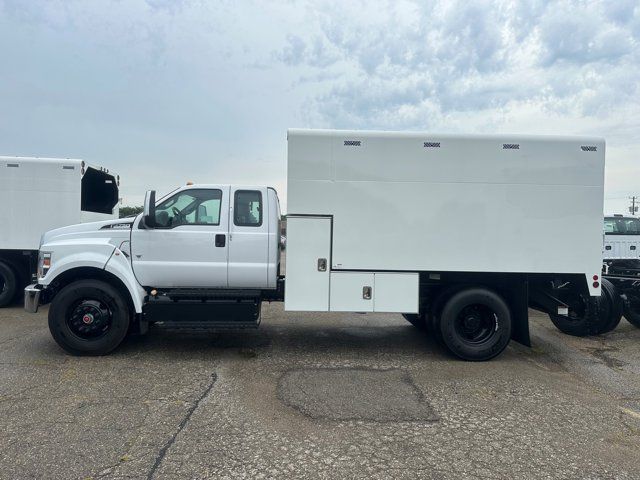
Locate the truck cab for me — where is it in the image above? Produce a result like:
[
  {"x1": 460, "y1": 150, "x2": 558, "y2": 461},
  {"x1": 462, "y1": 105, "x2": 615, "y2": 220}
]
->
[
  {"x1": 132, "y1": 185, "x2": 280, "y2": 289},
  {"x1": 25, "y1": 184, "x2": 281, "y2": 356}
]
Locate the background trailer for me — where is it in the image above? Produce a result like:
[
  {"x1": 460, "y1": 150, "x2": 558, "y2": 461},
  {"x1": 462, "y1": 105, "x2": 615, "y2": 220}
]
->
[{"x1": 0, "y1": 156, "x2": 120, "y2": 306}]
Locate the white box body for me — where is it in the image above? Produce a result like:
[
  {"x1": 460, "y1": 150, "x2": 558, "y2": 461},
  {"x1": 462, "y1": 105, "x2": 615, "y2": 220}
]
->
[
  {"x1": 285, "y1": 129, "x2": 605, "y2": 311},
  {"x1": 0, "y1": 157, "x2": 119, "y2": 251}
]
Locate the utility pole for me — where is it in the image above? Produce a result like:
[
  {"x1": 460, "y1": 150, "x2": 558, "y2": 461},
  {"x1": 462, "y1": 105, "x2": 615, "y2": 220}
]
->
[{"x1": 630, "y1": 196, "x2": 638, "y2": 215}]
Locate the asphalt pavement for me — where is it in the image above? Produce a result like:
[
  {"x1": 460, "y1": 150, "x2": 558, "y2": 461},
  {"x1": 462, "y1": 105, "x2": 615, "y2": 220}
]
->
[{"x1": 0, "y1": 303, "x2": 639, "y2": 479}]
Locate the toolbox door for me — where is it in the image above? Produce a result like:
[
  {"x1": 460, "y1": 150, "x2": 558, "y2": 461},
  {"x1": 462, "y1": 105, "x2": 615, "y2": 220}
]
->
[{"x1": 284, "y1": 216, "x2": 331, "y2": 311}]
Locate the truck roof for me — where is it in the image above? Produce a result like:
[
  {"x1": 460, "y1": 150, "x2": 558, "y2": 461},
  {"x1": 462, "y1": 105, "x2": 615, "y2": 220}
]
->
[
  {"x1": 287, "y1": 128, "x2": 605, "y2": 144},
  {"x1": 0, "y1": 156, "x2": 117, "y2": 176},
  {"x1": 0, "y1": 156, "x2": 83, "y2": 164},
  {"x1": 181, "y1": 184, "x2": 270, "y2": 189}
]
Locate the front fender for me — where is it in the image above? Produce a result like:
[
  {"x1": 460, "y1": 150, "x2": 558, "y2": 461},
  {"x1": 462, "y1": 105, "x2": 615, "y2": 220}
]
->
[
  {"x1": 104, "y1": 248, "x2": 146, "y2": 313},
  {"x1": 41, "y1": 240, "x2": 116, "y2": 286}
]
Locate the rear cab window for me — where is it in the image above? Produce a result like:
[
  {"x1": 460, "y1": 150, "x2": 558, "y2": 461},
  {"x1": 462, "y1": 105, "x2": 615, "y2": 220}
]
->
[{"x1": 234, "y1": 190, "x2": 262, "y2": 227}]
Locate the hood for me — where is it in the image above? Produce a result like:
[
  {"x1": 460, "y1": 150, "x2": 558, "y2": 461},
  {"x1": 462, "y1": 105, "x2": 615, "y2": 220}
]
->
[{"x1": 41, "y1": 217, "x2": 135, "y2": 249}]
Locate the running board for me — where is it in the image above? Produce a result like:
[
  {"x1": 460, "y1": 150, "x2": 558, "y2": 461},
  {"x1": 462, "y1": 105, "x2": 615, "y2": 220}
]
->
[
  {"x1": 143, "y1": 296, "x2": 261, "y2": 329},
  {"x1": 154, "y1": 288, "x2": 262, "y2": 300}
]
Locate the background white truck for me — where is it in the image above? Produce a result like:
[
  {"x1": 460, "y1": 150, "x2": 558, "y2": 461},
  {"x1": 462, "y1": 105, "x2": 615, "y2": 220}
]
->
[
  {"x1": 24, "y1": 130, "x2": 628, "y2": 361},
  {"x1": 0, "y1": 156, "x2": 119, "y2": 307}
]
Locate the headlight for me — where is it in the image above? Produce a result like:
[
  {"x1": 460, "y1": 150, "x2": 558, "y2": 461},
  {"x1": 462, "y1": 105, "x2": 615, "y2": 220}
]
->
[{"x1": 38, "y1": 252, "x2": 52, "y2": 278}]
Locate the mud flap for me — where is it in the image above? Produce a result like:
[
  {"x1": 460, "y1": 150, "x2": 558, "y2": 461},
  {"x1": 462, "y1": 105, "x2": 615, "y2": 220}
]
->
[{"x1": 506, "y1": 279, "x2": 531, "y2": 346}]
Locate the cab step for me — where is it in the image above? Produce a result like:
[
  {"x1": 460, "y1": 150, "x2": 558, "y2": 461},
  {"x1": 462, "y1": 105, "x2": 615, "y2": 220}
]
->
[
  {"x1": 154, "y1": 288, "x2": 262, "y2": 300},
  {"x1": 143, "y1": 296, "x2": 261, "y2": 329}
]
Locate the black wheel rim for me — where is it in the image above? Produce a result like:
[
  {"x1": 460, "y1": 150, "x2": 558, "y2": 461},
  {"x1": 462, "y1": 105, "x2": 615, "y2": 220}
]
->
[
  {"x1": 454, "y1": 304, "x2": 498, "y2": 345},
  {"x1": 66, "y1": 299, "x2": 113, "y2": 340},
  {"x1": 0, "y1": 277, "x2": 5, "y2": 294}
]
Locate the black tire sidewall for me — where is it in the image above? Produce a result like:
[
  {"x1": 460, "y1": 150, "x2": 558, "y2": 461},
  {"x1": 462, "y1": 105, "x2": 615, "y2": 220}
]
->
[
  {"x1": 0, "y1": 262, "x2": 17, "y2": 307},
  {"x1": 598, "y1": 279, "x2": 623, "y2": 334},
  {"x1": 439, "y1": 288, "x2": 512, "y2": 361},
  {"x1": 623, "y1": 291, "x2": 640, "y2": 328},
  {"x1": 428, "y1": 285, "x2": 468, "y2": 343},
  {"x1": 48, "y1": 280, "x2": 130, "y2": 355}
]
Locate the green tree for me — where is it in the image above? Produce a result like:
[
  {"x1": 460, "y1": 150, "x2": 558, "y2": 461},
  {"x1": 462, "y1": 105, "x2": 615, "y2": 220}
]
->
[{"x1": 119, "y1": 206, "x2": 144, "y2": 218}]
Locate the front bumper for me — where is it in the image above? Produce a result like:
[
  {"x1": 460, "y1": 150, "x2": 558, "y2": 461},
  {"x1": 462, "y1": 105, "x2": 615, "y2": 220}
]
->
[{"x1": 24, "y1": 284, "x2": 42, "y2": 313}]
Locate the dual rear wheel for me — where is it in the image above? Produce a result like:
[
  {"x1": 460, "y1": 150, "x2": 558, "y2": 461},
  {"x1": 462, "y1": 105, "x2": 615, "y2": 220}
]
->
[
  {"x1": 622, "y1": 290, "x2": 640, "y2": 328},
  {"x1": 548, "y1": 278, "x2": 623, "y2": 336},
  {"x1": 405, "y1": 287, "x2": 512, "y2": 362}
]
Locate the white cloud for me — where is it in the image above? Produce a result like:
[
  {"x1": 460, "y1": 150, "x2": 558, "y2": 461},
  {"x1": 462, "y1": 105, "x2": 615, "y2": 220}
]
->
[{"x1": 0, "y1": 0, "x2": 638, "y2": 212}]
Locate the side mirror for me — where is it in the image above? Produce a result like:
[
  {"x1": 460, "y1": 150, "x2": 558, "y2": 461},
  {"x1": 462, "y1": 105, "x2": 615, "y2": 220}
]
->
[{"x1": 142, "y1": 190, "x2": 156, "y2": 229}]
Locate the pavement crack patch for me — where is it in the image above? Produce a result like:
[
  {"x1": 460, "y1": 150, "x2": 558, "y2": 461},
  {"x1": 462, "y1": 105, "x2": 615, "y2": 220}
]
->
[
  {"x1": 589, "y1": 346, "x2": 627, "y2": 370},
  {"x1": 278, "y1": 367, "x2": 439, "y2": 422},
  {"x1": 146, "y1": 372, "x2": 217, "y2": 480}
]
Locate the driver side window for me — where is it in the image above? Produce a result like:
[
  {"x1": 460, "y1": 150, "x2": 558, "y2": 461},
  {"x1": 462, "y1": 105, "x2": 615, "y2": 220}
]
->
[{"x1": 155, "y1": 189, "x2": 222, "y2": 228}]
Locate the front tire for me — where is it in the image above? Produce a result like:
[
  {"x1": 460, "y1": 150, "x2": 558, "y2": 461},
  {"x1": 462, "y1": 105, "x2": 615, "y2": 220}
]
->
[
  {"x1": 48, "y1": 280, "x2": 131, "y2": 355},
  {"x1": 438, "y1": 288, "x2": 512, "y2": 361},
  {"x1": 0, "y1": 261, "x2": 17, "y2": 307}
]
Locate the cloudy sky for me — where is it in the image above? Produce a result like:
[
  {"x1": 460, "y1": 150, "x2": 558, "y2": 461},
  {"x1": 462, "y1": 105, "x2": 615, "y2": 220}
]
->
[{"x1": 1, "y1": 0, "x2": 638, "y2": 212}]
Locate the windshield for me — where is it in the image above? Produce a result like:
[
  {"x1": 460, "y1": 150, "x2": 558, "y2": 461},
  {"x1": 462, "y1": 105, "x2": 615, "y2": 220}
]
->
[{"x1": 604, "y1": 217, "x2": 640, "y2": 235}]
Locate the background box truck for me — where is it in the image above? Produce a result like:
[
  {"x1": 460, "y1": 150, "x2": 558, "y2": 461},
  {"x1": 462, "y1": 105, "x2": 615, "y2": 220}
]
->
[{"x1": 0, "y1": 156, "x2": 120, "y2": 306}]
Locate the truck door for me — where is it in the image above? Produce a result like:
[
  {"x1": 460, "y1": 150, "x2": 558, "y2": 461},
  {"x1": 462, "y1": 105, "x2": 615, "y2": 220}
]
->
[
  {"x1": 227, "y1": 187, "x2": 269, "y2": 288},
  {"x1": 131, "y1": 186, "x2": 230, "y2": 288}
]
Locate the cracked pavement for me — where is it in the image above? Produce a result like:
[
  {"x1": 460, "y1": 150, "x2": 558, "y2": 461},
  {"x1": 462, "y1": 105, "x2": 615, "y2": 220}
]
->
[{"x1": 1, "y1": 304, "x2": 640, "y2": 479}]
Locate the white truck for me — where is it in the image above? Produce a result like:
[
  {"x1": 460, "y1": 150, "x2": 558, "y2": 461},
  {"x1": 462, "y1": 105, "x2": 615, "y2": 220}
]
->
[
  {"x1": 602, "y1": 214, "x2": 640, "y2": 328},
  {"x1": 603, "y1": 215, "x2": 640, "y2": 264},
  {"x1": 24, "y1": 130, "x2": 625, "y2": 361},
  {"x1": 0, "y1": 156, "x2": 120, "y2": 307}
]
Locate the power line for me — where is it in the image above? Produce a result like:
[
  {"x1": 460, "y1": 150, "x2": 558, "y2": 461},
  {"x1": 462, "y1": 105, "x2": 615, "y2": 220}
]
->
[{"x1": 629, "y1": 196, "x2": 638, "y2": 215}]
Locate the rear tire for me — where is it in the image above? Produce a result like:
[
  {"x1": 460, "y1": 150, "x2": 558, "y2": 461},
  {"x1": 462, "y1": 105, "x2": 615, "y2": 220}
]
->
[
  {"x1": 623, "y1": 290, "x2": 640, "y2": 328},
  {"x1": 428, "y1": 285, "x2": 468, "y2": 344},
  {"x1": 548, "y1": 287, "x2": 602, "y2": 337},
  {"x1": 597, "y1": 279, "x2": 623, "y2": 334},
  {"x1": 48, "y1": 280, "x2": 131, "y2": 355},
  {"x1": 438, "y1": 288, "x2": 512, "y2": 361},
  {"x1": 0, "y1": 261, "x2": 17, "y2": 307}
]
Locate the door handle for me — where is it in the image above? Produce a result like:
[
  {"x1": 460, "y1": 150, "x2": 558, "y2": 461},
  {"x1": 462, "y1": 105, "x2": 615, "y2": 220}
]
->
[
  {"x1": 362, "y1": 286, "x2": 372, "y2": 300},
  {"x1": 215, "y1": 234, "x2": 226, "y2": 247}
]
